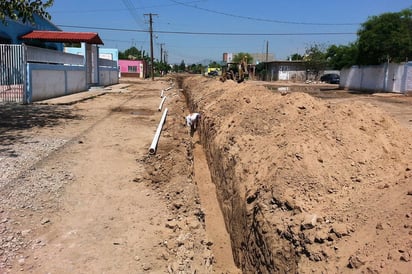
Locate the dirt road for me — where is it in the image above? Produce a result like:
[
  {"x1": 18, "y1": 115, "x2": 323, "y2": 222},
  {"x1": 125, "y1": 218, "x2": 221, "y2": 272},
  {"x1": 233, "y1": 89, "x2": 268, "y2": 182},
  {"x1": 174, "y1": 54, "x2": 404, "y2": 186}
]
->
[
  {"x1": 19, "y1": 90, "x2": 173, "y2": 273},
  {"x1": 1, "y1": 78, "x2": 236, "y2": 273},
  {"x1": 1, "y1": 76, "x2": 411, "y2": 273}
]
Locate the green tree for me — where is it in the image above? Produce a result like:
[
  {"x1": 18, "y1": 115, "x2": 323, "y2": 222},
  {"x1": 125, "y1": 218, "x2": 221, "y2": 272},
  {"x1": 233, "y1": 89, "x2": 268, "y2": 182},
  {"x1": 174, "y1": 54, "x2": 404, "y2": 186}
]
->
[
  {"x1": 188, "y1": 64, "x2": 196, "y2": 73},
  {"x1": 288, "y1": 53, "x2": 303, "y2": 61},
  {"x1": 188, "y1": 63, "x2": 204, "y2": 74},
  {"x1": 326, "y1": 43, "x2": 358, "y2": 69},
  {"x1": 357, "y1": 8, "x2": 412, "y2": 65},
  {"x1": 154, "y1": 61, "x2": 170, "y2": 76},
  {"x1": 119, "y1": 46, "x2": 146, "y2": 60},
  {"x1": 232, "y1": 52, "x2": 253, "y2": 65},
  {"x1": 172, "y1": 64, "x2": 179, "y2": 73},
  {"x1": 303, "y1": 43, "x2": 328, "y2": 78},
  {"x1": 208, "y1": 61, "x2": 221, "y2": 69},
  {"x1": 255, "y1": 62, "x2": 267, "y2": 80},
  {"x1": 178, "y1": 60, "x2": 186, "y2": 72},
  {"x1": 1, "y1": 0, "x2": 54, "y2": 24}
]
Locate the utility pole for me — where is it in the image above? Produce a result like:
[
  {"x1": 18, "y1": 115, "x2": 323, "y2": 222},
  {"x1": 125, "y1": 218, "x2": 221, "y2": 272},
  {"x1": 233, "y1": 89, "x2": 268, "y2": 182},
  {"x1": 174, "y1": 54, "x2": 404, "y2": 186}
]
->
[
  {"x1": 144, "y1": 13, "x2": 158, "y2": 81},
  {"x1": 160, "y1": 43, "x2": 165, "y2": 63},
  {"x1": 265, "y1": 40, "x2": 269, "y2": 81}
]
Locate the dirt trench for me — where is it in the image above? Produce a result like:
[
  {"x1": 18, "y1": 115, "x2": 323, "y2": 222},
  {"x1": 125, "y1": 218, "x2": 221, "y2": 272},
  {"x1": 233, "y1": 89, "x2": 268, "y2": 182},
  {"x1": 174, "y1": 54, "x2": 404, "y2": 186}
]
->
[
  {"x1": 177, "y1": 76, "x2": 297, "y2": 273},
  {"x1": 177, "y1": 75, "x2": 412, "y2": 274}
]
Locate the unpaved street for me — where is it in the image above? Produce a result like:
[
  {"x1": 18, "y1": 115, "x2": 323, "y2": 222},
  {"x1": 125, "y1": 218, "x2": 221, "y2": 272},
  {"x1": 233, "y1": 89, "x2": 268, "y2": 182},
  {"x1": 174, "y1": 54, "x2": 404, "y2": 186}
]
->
[
  {"x1": 16, "y1": 88, "x2": 171, "y2": 273},
  {"x1": 0, "y1": 78, "x2": 233, "y2": 273},
  {"x1": 1, "y1": 76, "x2": 412, "y2": 273}
]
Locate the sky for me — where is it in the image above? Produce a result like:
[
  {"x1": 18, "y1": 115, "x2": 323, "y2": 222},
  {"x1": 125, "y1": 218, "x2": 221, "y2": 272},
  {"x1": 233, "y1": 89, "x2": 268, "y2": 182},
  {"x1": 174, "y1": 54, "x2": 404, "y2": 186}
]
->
[{"x1": 48, "y1": 0, "x2": 411, "y2": 64}]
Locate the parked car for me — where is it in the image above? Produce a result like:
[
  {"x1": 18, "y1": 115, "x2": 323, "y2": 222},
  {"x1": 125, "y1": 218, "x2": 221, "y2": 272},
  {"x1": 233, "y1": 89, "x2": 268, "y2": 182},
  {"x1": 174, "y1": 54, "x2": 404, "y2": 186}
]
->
[
  {"x1": 208, "y1": 70, "x2": 218, "y2": 76},
  {"x1": 320, "y1": 73, "x2": 340, "y2": 84}
]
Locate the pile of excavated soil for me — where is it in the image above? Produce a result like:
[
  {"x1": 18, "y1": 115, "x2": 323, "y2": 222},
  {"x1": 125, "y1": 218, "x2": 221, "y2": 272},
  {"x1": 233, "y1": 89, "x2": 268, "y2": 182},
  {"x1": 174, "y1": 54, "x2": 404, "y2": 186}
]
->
[{"x1": 180, "y1": 75, "x2": 412, "y2": 273}]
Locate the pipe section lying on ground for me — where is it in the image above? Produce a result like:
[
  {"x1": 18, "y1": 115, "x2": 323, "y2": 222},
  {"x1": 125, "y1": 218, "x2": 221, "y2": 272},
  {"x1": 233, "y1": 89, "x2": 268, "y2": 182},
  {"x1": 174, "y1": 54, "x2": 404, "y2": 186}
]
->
[
  {"x1": 149, "y1": 108, "x2": 168, "y2": 155},
  {"x1": 161, "y1": 86, "x2": 173, "y2": 98},
  {"x1": 158, "y1": 96, "x2": 167, "y2": 111}
]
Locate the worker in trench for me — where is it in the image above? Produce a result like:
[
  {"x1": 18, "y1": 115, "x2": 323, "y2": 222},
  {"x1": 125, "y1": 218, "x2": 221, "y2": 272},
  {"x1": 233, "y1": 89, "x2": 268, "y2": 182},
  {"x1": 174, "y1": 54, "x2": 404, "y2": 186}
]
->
[{"x1": 185, "y1": 112, "x2": 201, "y2": 137}]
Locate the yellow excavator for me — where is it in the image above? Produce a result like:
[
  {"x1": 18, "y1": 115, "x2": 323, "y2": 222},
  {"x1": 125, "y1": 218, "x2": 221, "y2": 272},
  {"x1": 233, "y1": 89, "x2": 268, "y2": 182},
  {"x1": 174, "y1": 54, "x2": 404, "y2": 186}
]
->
[{"x1": 220, "y1": 56, "x2": 248, "y2": 83}]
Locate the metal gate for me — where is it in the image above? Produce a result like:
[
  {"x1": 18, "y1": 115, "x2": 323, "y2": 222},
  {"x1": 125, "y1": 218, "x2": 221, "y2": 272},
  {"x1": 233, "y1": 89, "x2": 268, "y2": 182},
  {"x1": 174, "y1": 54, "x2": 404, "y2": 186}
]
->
[{"x1": 0, "y1": 44, "x2": 25, "y2": 103}]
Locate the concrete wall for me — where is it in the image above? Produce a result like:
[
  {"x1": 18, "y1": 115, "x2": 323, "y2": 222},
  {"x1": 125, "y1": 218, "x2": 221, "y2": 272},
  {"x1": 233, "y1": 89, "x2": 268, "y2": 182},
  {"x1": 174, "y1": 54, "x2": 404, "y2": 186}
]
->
[
  {"x1": 65, "y1": 45, "x2": 119, "y2": 63},
  {"x1": 340, "y1": 62, "x2": 412, "y2": 93},
  {"x1": 99, "y1": 67, "x2": 119, "y2": 86},
  {"x1": 24, "y1": 45, "x2": 118, "y2": 103},
  {"x1": 265, "y1": 61, "x2": 307, "y2": 81},
  {"x1": 405, "y1": 64, "x2": 412, "y2": 93},
  {"x1": 27, "y1": 63, "x2": 86, "y2": 102}
]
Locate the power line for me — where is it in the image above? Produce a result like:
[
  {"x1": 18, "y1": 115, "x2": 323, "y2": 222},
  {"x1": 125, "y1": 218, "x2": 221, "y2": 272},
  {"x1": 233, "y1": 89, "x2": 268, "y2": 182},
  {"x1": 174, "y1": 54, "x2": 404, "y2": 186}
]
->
[
  {"x1": 169, "y1": 0, "x2": 360, "y2": 26},
  {"x1": 57, "y1": 24, "x2": 355, "y2": 36},
  {"x1": 121, "y1": 0, "x2": 145, "y2": 28},
  {"x1": 155, "y1": 30, "x2": 356, "y2": 36},
  {"x1": 50, "y1": 1, "x2": 206, "y2": 14}
]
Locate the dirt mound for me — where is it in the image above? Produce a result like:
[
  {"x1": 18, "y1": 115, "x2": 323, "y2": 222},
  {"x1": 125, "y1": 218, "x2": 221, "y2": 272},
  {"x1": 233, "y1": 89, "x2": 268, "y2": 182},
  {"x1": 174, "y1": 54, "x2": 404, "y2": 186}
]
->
[{"x1": 180, "y1": 75, "x2": 412, "y2": 273}]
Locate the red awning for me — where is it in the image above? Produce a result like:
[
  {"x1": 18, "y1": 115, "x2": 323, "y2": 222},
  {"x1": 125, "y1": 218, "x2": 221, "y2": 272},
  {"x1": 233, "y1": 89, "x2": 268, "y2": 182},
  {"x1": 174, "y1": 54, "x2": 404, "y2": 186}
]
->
[{"x1": 20, "y1": 30, "x2": 104, "y2": 45}]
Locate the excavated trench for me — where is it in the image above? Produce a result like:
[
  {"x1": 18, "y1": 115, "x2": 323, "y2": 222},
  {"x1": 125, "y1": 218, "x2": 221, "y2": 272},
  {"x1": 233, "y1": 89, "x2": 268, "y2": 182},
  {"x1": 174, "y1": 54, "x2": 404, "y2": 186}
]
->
[{"x1": 176, "y1": 76, "x2": 298, "y2": 273}]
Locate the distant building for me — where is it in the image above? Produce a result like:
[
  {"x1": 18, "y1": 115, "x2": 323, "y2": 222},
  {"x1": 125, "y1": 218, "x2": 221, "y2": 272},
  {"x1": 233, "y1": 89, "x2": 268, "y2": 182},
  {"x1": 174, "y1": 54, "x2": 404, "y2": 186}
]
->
[
  {"x1": 223, "y1": 52, "x2": 275, "y2": 64},
  {"x1": 223, "y1": 53, "x2": 233, "y2": 63},
  {"x1": 250, "y1": 53, "x2": 275, "y2": 64},
  {"x1": 264, "y1": 60, "x2": 307, "y2": 81},
  {"x1": 118, "y1": 60, "x2": 147, "y2": 78}
]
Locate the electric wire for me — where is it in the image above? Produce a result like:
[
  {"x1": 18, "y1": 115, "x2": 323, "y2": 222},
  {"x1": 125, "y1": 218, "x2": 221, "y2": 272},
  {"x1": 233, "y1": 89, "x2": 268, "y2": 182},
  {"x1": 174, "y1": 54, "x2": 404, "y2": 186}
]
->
[
  {"x1": 121, "y1": 0, "x2": 145, "y2": 29},
  {"x1": 169, "y1": 0, "x2": 361, "y2": 26},
  {"x1": 58, "y1": 24, "x2": 355, "y2": 36}
]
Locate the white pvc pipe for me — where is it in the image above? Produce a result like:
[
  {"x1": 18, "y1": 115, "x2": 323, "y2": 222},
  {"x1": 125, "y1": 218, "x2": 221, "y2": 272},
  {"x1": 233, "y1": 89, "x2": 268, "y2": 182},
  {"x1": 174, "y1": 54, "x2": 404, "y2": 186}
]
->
[
  {"x1": 165, "y1": 86, "x2": 172, "y2": 91},
  {"x1": 149, "y1": 108, "x2": 168, "y2": 155},
  {"x1": 160, "y1": 89, "x2": 164, "y2": 98},
  {"x1": 158, "y1": 96, "x2": 166, "y2": 111}
]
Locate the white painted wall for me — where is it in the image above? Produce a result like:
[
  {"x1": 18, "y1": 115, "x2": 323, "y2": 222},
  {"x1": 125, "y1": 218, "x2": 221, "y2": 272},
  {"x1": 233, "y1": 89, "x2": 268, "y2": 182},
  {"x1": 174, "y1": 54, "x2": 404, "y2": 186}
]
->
[
  {"x1": 99, "y1": 68, "x2": 119, "y2": 86},
  {"x1": 25, "y1": 45, "x2": 119, "y2": 103},
  {"x1": 28, "y1": 64, "x2": 87, "y2": 102},
  {"x1": 405, "y1": 65, "x2": 412, "y2": 93},
  {"x1": 340, "y1": 62, "x2": 412, "y2": 93}
]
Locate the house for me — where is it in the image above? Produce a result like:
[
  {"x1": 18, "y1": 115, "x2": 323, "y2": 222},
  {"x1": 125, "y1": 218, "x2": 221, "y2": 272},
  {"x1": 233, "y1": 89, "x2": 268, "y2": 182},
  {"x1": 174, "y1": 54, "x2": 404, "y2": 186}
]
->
[
  {"x1": 65, "y1": 44, "x2": 119, "y2": 67},
  {"x1": 19, "y1": 30, "x2": 109, "y2": 88},
  {"x1": 263, "y1": 60, "x2": 308, "y2": 81},
  {"x1": 0, "y1": 14, "x2": 62, "y2": 49},
  {"x1": 118, "y1": 59, "x2": 147, "y2": 78},
  {"x1": 1, "y1": 15, "x2": 119, "y2": 103},
  {"x1": 223, "y1": 52, "x2": 275, "y2": 64},
  {"x1": 65, "y1": 43, "x2": 120, "y2": 81}
]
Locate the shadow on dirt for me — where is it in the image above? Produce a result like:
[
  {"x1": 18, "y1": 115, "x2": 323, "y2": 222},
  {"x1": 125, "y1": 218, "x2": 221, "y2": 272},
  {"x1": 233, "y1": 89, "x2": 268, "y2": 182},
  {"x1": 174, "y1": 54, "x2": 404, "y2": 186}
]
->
[{"x1": 0, "y1": 103, "x2": 82, "y2": 155}]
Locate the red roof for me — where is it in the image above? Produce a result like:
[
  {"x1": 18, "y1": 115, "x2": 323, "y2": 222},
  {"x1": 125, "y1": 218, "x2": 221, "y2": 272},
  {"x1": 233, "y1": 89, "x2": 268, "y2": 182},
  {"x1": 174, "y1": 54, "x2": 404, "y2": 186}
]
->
[{"x1": 20, "y1": 30, "x2": 104, "y2": 45}]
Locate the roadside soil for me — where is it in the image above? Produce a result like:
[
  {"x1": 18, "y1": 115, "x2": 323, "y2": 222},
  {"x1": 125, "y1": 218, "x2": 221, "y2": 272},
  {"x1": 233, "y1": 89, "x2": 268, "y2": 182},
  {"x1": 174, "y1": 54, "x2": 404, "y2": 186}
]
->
[
  {"x1": 0, "y1": 78, "x2": 233, "y2": 273},
  {"x1": 0, "y1": 75, "x2": 411, "y2": 273},
  {"x1": 182, "y1": 76, "x2": 412, "y2": 273}
]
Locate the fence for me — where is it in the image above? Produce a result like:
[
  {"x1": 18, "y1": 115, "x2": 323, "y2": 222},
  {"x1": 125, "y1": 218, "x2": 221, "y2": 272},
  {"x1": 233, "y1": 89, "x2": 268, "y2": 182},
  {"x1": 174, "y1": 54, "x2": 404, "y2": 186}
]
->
[
  {"x1": 0, "y1": 44, "x2": 119, "y2": 104},
  {"x1": 0, "y1": 44, "x2": 25, "y2": 102}
]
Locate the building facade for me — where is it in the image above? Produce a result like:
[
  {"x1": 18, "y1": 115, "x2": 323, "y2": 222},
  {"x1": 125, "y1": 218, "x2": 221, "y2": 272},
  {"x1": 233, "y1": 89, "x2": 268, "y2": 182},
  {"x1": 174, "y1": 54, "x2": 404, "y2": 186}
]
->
[
  {"x1": 0, "y1": 14, "x2": 62, "y2": 49},
  {"x1": 118, "y1": 60, "x2": 147, "y2": 78}
]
